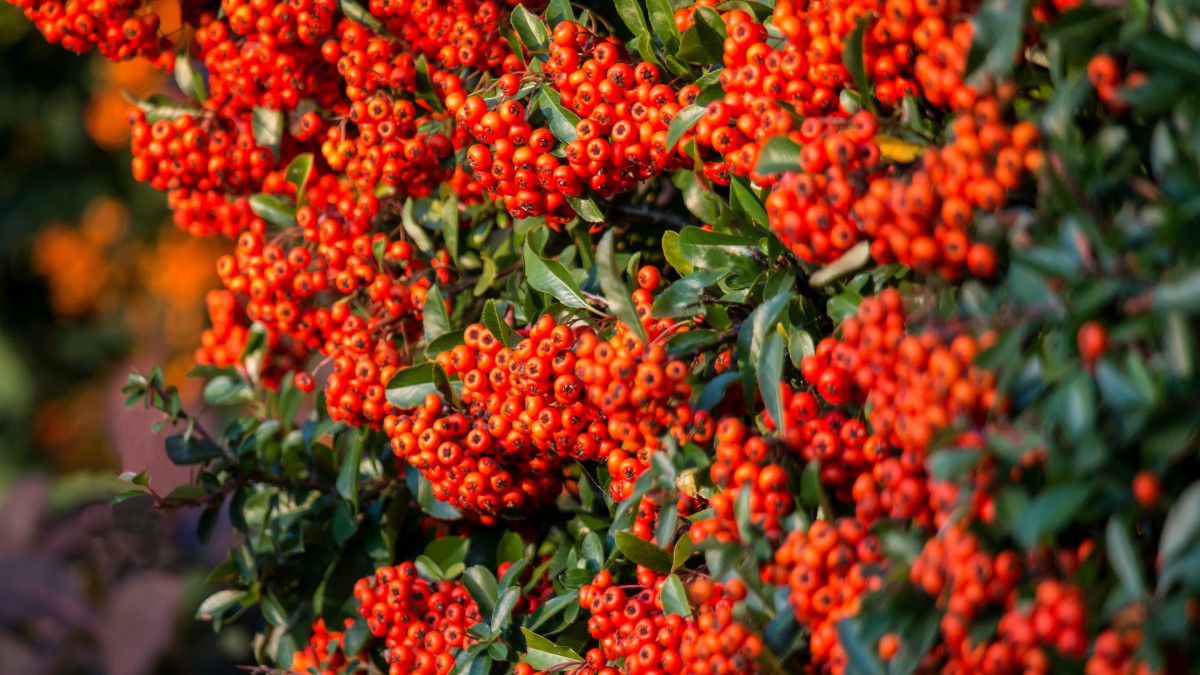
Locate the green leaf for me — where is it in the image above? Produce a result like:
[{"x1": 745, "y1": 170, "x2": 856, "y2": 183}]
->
[
  {"x1": 511, "y1": 5, "x2": 549, "y2": 52},
  {"x1": 385, "y1": 362, "x2": 455, "y2": 408},
  {"x1": 1151, "y1": 270, "x2": 1200, "y2": 313},
  {"x1": 809, "y1": 240, "x2": 872, "y2": 287},
  {"x1": 195, "y1": 589, "x2": 247, "y2": 620},
  {"x1": 402, "y1": 198, "x2": 436, "y2": 253},
  {"x1": 835, "y1": 620, "x2": 885, "y2": 675},
  {"x1": 676, "y1": 7, "x2": 726, "y2": 63},
  {"x1": 597, "y1": 231, "x2": 649, "y2": 345},
  {"x1": 463, "y1": 566, "x2": 500, "y2": 616},
  {"x1": 165, "y1": 434, "x2": 224, "y2": 465},
  {"x1": 163, "y1": 483, "x2": 206, "y2": 503},
  {"x1": 417, "y1": 474, "x2": 463, "y2": 520},
  {"x1": 660, "y1": 574, "x2": 693, "y2": 618},
  {"x1": 249, "y1": 194, "x2": 296, "y2": 227},
  {"x1": 546, "y1": 0, "x2": 573, "y2": 24},
  {"x1": 335, "y1": 429, "x2": 364, "y2": 508},
  {"x1": 759, "y1": 330, "x2": 786, "y2": 435},
  {"x1": 538, "y1": 87, "x2": 581, "y2": 143},
  {"x1": 788, "y1": 328, "x2": 815, "y2": 368},
  {"x1": 174, "y1": 48, "x2": 207, "y2": 102},
  {"x1": 565, "y1": 195, "x2": 604, "y2": 222},
  {"x1": 729, "y1": 175, "x2": 768, "y2": 229},
  {"x1": 965, "y1": 0, "x2": 1032, "y2": 81},
  {"x1": 647, "y1": 0, "x2": 682, "y2": 52},
  {"x1": 651, "y1": 270, "x2": 728, "y2": 318},
  {"x1": 523, "y1": 593, "x2": 578, "y2": 633},
  {"x1": 666, "y1": 105, "x2": 706, "y2": 154},
  {"x1": 338, "y1": 0, "x2": 385, "y2": 31},
  {"x1": 842, "y1": 14, "x2": 872, "y2": 107},
  {"x1": 1106, "y1": 517, "x2": 1148, "y2": 601},
  {"x1": 1014, "y1": 483, "x2": 1091, "y2": 549},
  {"x1": 696, "y1": 370, "x2": 741, "y2": 411},
  {"x1": 251, "y1": 107, "x2": 284, "y2": 160},
  {"x1": 1160, "y1": 481, "x2": 1200, "y2": 569},
  {"x1": 662, "y1": 230, "x2": 695, "y2": 276},
  {"x1": 677, "y1": 227, "x2": 760, "y2": 274},
  {"x1": 425, "y1": 329, "x2": 466, "y2": 361},
  {"x1": 441, "y1": 193, "x2": 460, "y2": 263},
  {"x1": 426, "y1": 536, "x2": 470, "y2": 569},
  {"x1": 754, "y1": 135, "x2": 802, "y2": 174},
  {"x1": 672, "y1": 532, "x2": 696, "y2": 570},
  {"x1": 521, "y1": 628, "x2": 583, "y2": 670},
  {"x1": 482, "y1": 300, "x2": 521, "y2": 348},
  {"x1": 492, "y1": 586, "x2": 520, "y2": 632},
  {"x1": 615, "y1": 0, "x2": 648, "y2": 37},
  {"x1": 524, "y1": 240, "x2": 591, "y2": 310},
  {"x1": 614, "y1": 531, "x2": 672, "y2": 574},
  {"x1": 283, "y1": 153, "x2": 314, "y2": 198},
  {"x1": 738, "y1": 291, "x2": 794, "y2": 405},
  {"x1": 498, "y1": 530, "x2": 525, "y2": 565},
  {"x1": 423, "y1": 285, "x2": 451, "y2": 343},
  {"x1": 413, "y1": 55, "x2": 441, "y2": 110}
]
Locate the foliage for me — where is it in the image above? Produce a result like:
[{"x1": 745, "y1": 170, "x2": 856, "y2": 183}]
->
[{"x1": 11, "y1": 0, "x2": 1200, "y2": 672}]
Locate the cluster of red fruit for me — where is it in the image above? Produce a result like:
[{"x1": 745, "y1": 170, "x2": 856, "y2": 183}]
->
[
  {"x1": 353, "y1": 562, "x2": 483, "y2": 675},
  {"x1": 386, "y1": 273, "x2": 697, "y2": 517},
  {"x1": 573, "y1": 569, "x2": 764, "y2": 675},
  {"x1": 291, "y1": 618, "x2": 366, "y2": 675},
  {"x1": 454, "y1": 22, "x2": 697, "y2": 222},
  {"x1": 800, "y1": 289, "x2": 1000, "y2": 528},
  {"x1": 8, "y1": 0, "x2": 171, "y2": 64},
  {"x1": 770, "y1": 518, "x2": 884, "y2": 673}
]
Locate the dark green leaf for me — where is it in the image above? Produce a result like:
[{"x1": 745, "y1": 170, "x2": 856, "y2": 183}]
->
[
  {"x1": 441, "y1": 193, "x2": 460, "y2": 263},
  {"x1": 338, "y1": 0, "x2": 385, "y2": 31},
  {"x1": 965, "y1": 0, "x2": 1032, "y2": 81},
  {"x1": 565, "y1": 195, "x2": 604, "y2": 222},
  {"x1": 464, "y1": 565, "x2": 500, "y2": 616},
  {"x1": 1014, "y1": 483, "x2": 1091, "y2": 549},
  {"x1": 539, "y1": 87, "x2": 581, "y2": 143},
  {"x1": 660, "y1": 574, "x2": 693, "y2": 618},
  {"x1": 174, "y1": 49, "x2": 207, "y2": 102},
  {"x1": 615, "y1": 0, "x2": 648, "y2": 36},
  {"x1": 482, "y1": 300, "x2": 521, "y2": 348},
  {"x1": 666, "y1": 105, "x2": 706, "y2": 153},
  {"x1": 614, "y1": 531, "x2": 673, "y2": 574},
  {"x1": 754, "y1": 135, "x2": 802, "y2": 175},
  {"x1": 759, "y1": 330, "x2": 787, "y2": 436},
  {"x1": 672, "y1": 532, "x2": 696, "y2": 570},
  {"x1": 651, "y1": 270, "x2": 729, "y2": 318},
  {"x1": 546, "y1": 0, "x2": 573, "y2": 24},
  {"x1": 676, "y1": 7, "x2": 726, "y2": 63},
  {"x1": 386, "y1": 363, "x2": 456, "y2": 408},
  {"x1": 662, "y1": 230, "x2": 695, "y2": 275},
  {"x1": 335, "y1": 429, "x2": 364, "y2": 507},
  {"x1": 809, "y1": 240, "x2": 872, "y2": 287},
  {"x1": 423, "y1": 285, "x2": 451, "y2": 343},
  {"x1": 598, "y1": 230, "x2": 649, "y2": 345},
  {"x1": 842, "y1": 15, "x2": 871, "y2": 106},
  {"x1": 165, "y1": 434, "x2": 224, "y2": 465},
  {"x1": 648, "y1": 0, "x2": 682, "y2": 52},
  {"x1": 1160, "y1": 481, "x2": 1200, "y2": 569},
  {"x1": 524, "y1": 239, "x2": 591, "y2": 310},
  {"x1": 283, "y1": 153, "x2": 313, "y2": 198},
  {"x1": 249, "y1": 194, "x2": 296, "y2": 227},
  {"x1": 521, "y1": 628, "x2": 583, "y2": 670},
  {"x1": 250, "y1": 107, "x2": 284, "y2": 160},
  {"x1": 1106, "y1": 517, "x2": 1148, "y2": 601},
  {"x1": 511, "y1": 5, "x2": 549, "y2": 52}
]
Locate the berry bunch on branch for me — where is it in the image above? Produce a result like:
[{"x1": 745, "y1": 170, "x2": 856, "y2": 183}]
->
[{"x1": 14, "y1": 0, "x2": 1200, "y2": 671}]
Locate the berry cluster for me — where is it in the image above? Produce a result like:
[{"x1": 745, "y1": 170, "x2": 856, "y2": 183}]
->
[
  {"x1": 770, "y1": 518, "x2": 884, "y2": 673},
  {"x1": 8, "y1": 0, "x2": 171, "y2": 64},
  {"x1": 800, "y1": 289, "x2": 1000, "y2": 527},
  {"x1": 353, "y1": 562, "x2": 482, "y2": 675},
  {"x1": 578, "y1": 570, "x2": 764, "y2": 675},
  {"x1": 292, "y1": 619, "x2": 367, "y2": 675}
]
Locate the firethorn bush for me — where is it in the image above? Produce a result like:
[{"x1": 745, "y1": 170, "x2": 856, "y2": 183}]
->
[{"x1": 15, "y1": 0, "x2": 1200, "y2": 671}]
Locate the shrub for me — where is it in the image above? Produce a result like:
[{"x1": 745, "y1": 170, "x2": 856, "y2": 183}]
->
[{"x1": 12, "y1": 0, "x2": 1200, "y2": 672}]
